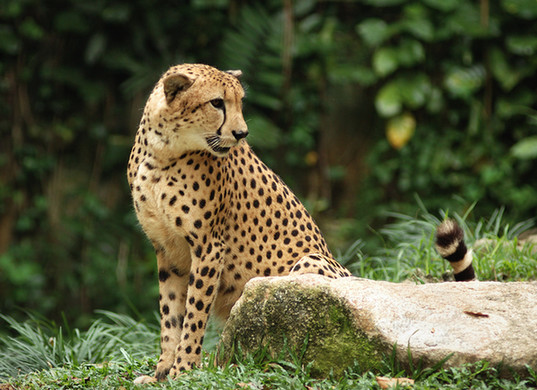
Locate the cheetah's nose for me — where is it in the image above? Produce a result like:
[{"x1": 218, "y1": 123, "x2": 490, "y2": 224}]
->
[{"x1": 232, "y1": 130, "x2": 249, "y2": 141}]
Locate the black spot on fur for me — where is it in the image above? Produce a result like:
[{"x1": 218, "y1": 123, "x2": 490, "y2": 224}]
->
[{"x1": 159, "y1": 270, "x2": 170, "y2": 282}]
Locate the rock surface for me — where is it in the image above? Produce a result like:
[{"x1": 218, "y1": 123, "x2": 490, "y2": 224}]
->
[{"x1": 218, "y1": 275, "x2": 537, "y2": 378}]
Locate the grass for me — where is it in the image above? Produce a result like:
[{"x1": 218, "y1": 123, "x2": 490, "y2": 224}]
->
[
  {"x1": 3, "y1": 319, "x2": 537, "y2": 390},
  {"x1": 1, "y1": 208, "x2": 536, "y2": 389},
  {"x1": 340, "y1": 204, "x2": 536, "y2": 283},
  {"x1": 0, "y1": 311, "x2": 160, "y2": 379}
]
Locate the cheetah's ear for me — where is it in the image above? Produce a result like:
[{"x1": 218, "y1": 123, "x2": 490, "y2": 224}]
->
[
  {"x1": 225, "y1": 70, "x2": 242, "y2": 79},
  {"x1": 163, "y1": 74, "x2": 194, "y2": 104}
]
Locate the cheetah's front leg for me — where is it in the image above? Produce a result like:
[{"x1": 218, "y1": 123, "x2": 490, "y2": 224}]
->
[
  {"x1": 168, "y1": 240, "x2": 225, "y2": 376},
  {"x1": 134, "y1": 247, "x2": 191, "y2": 384},
  {"x1": 154, "y1": 254, "x2": 190, "y2": 380}
]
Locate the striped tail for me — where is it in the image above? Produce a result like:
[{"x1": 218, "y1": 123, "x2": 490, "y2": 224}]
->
[{"x1": 435, "y1": 220, "x2": 477, "y2": 281}]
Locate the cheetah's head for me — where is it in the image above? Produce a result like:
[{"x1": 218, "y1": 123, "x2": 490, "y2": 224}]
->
[{"x1": 143, "y1": 64, "x2": 248, "y2": 158}]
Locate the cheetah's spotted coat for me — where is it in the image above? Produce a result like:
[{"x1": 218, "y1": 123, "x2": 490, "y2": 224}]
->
[{"x1": 128, "y1": 64, "x2": 351, "y2": 383}]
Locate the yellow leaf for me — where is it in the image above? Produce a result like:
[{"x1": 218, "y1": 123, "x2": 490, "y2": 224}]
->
[{"x1": 386, "y1": 112, "x2": 416, "y2": 149}]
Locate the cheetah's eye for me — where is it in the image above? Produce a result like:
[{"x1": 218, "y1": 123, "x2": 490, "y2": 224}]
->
[{"x1": 210, "y1": 99, "x2": 224, "y2": 109}]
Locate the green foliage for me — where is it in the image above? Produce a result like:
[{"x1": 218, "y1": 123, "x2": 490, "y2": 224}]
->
[
  {"x1": 353, "y1": 0, "x2": 537, "y2": 222},
  {"x1": 1, "y1": 0, "x2": 537, "y2": 333},
  {"x1": 0, "y1": 0, "x2": 229, "y2": 326},
  {"x1": 339, "y1": 205, "x2": 536, "y2": 283},
  {"x1": 0, "y1": 311, "x2": 159, "y2": 379}
]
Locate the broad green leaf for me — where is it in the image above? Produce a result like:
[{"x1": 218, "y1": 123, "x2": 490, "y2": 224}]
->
[
  {"x1": 506, "y1": 35, "x2": 537, "y2": 56},
  {"x1": 502, "y1": 0, "x2": 537, "y2": 18},
  {"x1": 2, "y1": 0, "x2": 24, "y2": 18},
  {"x1": 398, "y1": 73, "x2": 431, "y2": 108},
  {"x1": 294, "y1": 0, "x2": 317, "y2": 18},
  {"x1": 444, "y1": 65, "x2": 485, "y2": 98},
  {"x1": 511, "y1": 136, "x2": 537, "y2": 160},
  {"x1": 356, "y1": 18, "x2": 392, "y2": 47},
  {"x1": 299, "y1": 14, "x2": 322, "y2": 33},
  {"x1": 53, "y1": 124, "x2": 75, "y2": 143},
  {"x1": 403, "y1": 18, "x2": 434, "y2": 42},
  {"x1": 375, "y1": 82, "x2": 402, "y2": 117},
  {"x1": 373, "y1": 47, "x2": 399, "y2": 76},
  {"x1": 85, "y1": 34, "x2": 107, "y2": 65},
  {"x1": 396, "y1": 39, "x2": 425, "y2": 66},
  {"x1": 19, "y1": 18, "x2": 44, "y2": 40},
  {"x1": 447, "y1": 3, "x2": 498, "y2": 37},
  {"x1": 496, "y1": 99, "x2": 527, "y2": 119},
  {"x1": 489, "y1": 47, "x2": 523, "y2": 91},
  {"x1": 402, "y1": 5, "x2": 435, "y2": 41}
]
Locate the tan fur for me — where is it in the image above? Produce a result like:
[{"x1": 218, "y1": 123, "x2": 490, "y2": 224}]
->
[{"x1": 127, "y1": 64, "x2": 351, "y2": 382}]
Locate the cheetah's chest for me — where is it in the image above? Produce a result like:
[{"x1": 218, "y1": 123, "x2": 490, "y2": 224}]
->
[{"x1": 133, "y1": 152, "x2": 229, "y2": 249}]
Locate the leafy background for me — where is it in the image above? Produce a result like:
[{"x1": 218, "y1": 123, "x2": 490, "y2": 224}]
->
[{"x1": 1, "y1": 0, "x2": 536, "y2": 328}]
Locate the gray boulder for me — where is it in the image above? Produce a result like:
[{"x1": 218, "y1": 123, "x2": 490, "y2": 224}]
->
[{"x1": 218, "y1": 275, "x2": 537, "y2": 378}]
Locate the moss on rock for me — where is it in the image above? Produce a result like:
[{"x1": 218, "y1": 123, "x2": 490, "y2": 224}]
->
[{"x1": 218, "y1": 278, "x2": 383, "y2": 377}]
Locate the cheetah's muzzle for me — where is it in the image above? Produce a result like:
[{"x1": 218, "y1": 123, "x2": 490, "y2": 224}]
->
[
  {"x1": 206, "y1": 135, "x2": 232, "y2": 155},
  {"x1": 211, "y1": 145, "x2": 231, "y2": 154}
]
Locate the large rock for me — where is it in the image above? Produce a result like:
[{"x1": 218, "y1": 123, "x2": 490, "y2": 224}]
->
[{"x1": 218, "y1": 275, "x2": 537, "y2": 378}]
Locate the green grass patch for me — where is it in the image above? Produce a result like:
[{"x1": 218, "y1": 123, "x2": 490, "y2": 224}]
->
[
  {"x1": 0, "y1": 311, "x2": 160, "y2": 379},
  {"x1": 339, "y1": 205, "x2": 536, "y2": 283}
]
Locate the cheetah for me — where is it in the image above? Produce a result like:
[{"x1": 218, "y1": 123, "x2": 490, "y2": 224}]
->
[{"x1": 127, "y1": 64, "x2": 352, "y2": 383}]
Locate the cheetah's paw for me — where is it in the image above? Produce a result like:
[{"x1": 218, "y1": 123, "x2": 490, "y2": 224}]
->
[{"x1": 133, "y1": 375, "x2": 158, "y2": 384}]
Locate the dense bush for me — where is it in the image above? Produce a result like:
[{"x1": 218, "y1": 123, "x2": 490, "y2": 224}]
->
[
  {"x1": 357, "y1": 0, "x2": 537, "y2": 223},
  {"x1": 1, "y1": 0, "x2": 536, "y2": 327},
  {"x1": 0, "y1": 0, "x2": 230, "y2": 325}
]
